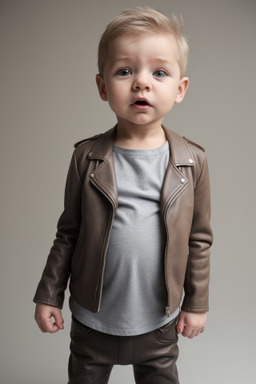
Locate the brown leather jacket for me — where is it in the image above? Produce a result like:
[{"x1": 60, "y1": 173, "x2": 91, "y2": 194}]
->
[{"x1": 33, "y1": 126, "x2": 213, "y2": 316}]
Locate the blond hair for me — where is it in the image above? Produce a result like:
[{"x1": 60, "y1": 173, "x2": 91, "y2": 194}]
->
[{"x1": 98, "y1": 7, "x2": 189, "y2": 78}]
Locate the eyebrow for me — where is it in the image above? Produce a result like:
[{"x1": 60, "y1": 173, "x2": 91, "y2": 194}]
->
[
  {"x1": 150, "y1": 57, "x2": 172, "y2": 64},
  {"x1": 110, "y1": 57, "x2": 174, "y2": 68},
  {"x1": 149, "y1": 58, "x2": 176, "y2": 70},
  {"x1": 109, "y1": 57, "x2": 133, "y2": 66}
]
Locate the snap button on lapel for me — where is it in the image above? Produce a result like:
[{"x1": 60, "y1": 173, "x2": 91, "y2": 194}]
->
[
  {"x1": 188, "y1": 158, "x2": 194, "y2": 164},
  {"x1": 180, "y1": 178, "x2": 186, "y2": 183}
]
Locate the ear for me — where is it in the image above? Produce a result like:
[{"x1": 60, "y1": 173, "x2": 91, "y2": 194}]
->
[
  {"x1": 96, "y1": 74, "x2": 108, "y2": 101},
  {"x1": 175, "y1": 77, "x2": 189, "y2": 104}
]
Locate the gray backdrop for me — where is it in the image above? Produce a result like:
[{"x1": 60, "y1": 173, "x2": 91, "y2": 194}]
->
[{"x1": 1, "y1": 0, "x2": 255, "y2": 383}]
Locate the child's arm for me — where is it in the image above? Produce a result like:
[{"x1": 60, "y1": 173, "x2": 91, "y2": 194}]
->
[
  {"x1": 177, "y1": 310, "x2": 206, "y2": 338},
  {"x1": 181, "y1": 153, "x2": 213, "y2": 314},
  {"x1": 34, "y1": 303, "x2": 64, "y2": 333},
  {"x1": 33, "y1": 151, "x2": 82, "y2": 309},
  {"x1": 178, "y1": 149, "x2": 212, "y2": 338}
]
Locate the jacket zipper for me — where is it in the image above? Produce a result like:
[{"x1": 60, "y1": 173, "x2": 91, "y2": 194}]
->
[
  {"x1": 163, "y1": 177, "x2": 187, "y2": 317},
  {"x1": 163, "y1": 204, "x2": 171, "y2": 317},
  {"x1": 90, "y1": 178, "x2": 116, "y2": 312}
]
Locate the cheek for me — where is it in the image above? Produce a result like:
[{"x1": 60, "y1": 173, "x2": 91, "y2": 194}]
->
[
  {"x1": 162, "y1": 87, "x2": 179, "y2": 107},
  {"x1": 107, "y1": 84, "x2": 126, "y2": 106}
]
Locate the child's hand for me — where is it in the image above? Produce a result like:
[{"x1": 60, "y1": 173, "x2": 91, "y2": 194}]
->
[
  {"x1": 176, "y1": 311, "x2": 206, "y2": 338},
  {"x1": 34, "y1": 303, "x2": 64, "y2": 333}
]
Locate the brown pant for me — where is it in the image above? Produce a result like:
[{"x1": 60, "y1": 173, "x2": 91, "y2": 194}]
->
[{"x1": 68, "y1": 316, "x2": 179, "y2": 384}]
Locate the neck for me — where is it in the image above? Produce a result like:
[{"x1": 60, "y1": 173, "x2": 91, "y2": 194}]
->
[{"x1": 114, "y1": 122, "x2": 167, "y2": 150}]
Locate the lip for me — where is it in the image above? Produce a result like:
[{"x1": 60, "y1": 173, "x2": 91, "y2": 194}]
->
[{"x1": 131, "y1": 97, "x2": 152, "y2": 111}]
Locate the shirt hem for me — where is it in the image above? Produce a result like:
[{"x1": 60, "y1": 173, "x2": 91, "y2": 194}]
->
[{"x1": 71, "y1": 301, "x2": 180, "y2": 336}]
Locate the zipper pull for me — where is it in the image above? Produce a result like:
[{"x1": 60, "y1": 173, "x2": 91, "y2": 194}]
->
[{"x1": 165, "y1": 306, "x2": 171, "y2": 317}]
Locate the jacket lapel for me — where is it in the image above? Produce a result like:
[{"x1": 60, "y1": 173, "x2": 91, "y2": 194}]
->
[
  {"x1": 87, "y1": 127, "x2": 118, "y2": 210},
  {"x1": 161, "y1": 127, "x2": 195, "y2": 214}
]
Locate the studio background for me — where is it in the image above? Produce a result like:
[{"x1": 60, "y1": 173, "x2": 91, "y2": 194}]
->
[{"x1": 1, "y1": 0, "x2": 255, "y2": 383}]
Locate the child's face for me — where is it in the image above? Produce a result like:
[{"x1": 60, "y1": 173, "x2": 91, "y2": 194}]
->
[{"x1": 96, "y1": 33, "x2": 189, "y2": 131}]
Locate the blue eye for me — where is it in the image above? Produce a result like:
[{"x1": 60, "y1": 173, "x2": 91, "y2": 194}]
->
[
  {"x1": 153, "y1": 70, "x2": 167, "y2": 78},
  {"x1": 117, "y1": 68, "x2": 132, "y2": 76}
]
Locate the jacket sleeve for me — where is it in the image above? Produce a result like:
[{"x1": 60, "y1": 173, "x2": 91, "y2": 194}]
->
[
  {"x1": 181, "y1": 154, "x2": 213, "y2": 313},
  {"x1": 33, "y1": 151, "x2": 82, "y2": 309}
]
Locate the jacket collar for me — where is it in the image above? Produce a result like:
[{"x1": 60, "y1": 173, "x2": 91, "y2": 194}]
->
[
  {"x1": 163, "y1": 127, "x2": 195, "y2": 167},
  {"x1": 88, "y1": 125, "x2": 195, "y2": 167},
  {"x1": 87, "y1": 126, "x2": 116, "y2": 161}
]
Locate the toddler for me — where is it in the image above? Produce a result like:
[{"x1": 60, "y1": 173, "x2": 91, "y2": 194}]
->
[{"x1": 34, "y1": 7, "x2": 213, "y2": 384}]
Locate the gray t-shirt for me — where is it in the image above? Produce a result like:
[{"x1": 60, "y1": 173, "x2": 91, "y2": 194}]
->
[{"x1": 70, "y1": 141, "x2": 179, "y2": 335}]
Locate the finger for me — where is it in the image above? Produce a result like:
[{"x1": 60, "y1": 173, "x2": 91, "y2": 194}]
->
[
  {"x1": 181, "y1": 325, "x2": 197, "y2": 338},
  {"x1": 35, "y1": 313, "x2": 48, "y2": 333},
  {"x1": 37, "y1": 322, "x2": 47, "y2": 333},
  {"x1": 38, "y1": 313, "x2": 60, "y2": 333},
  {"x1": 182, "y1": 328, "x2": 192, "y2": 338},
  {"x1": 43, "y1": 316, "x2": 59, "y2": 333},
  {"x1": 187, "y1": 330, "x2": 198, "y2": 339},
  {"x1": 176, "y1": 317, "x2": 185, "y2": 334},
  {"x1": 177, "y1": 323, "x2": 185, "y2": 334},
  {"x1": 52, "y1": 310, "x2": 64, "y2": 330},
  {"x1": 186, "y1": 327, "x2": 205, "y2": 338},
  {"x1": 37, "y1": 318, "x2": 54, "y2": 333},
  {"x1": 195, "y1": 329, "x2": 201, "y2": 337}
]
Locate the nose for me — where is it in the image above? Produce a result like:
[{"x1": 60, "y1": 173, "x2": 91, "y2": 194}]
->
[{"x1": 132, "y1": 71, "x2": 152, "y2": 91}]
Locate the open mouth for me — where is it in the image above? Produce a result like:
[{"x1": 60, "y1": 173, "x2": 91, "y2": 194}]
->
[
  {"x1": 135, "y1": 100, "x2": 149, "y2": 106},
  {"x1": 132, "y1": 98, "x2": 151, "y2": 110}
]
